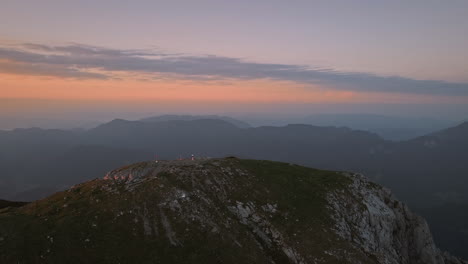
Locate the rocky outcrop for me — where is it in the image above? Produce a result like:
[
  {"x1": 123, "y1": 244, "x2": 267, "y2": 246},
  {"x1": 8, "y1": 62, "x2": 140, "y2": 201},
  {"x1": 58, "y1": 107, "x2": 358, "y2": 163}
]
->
[
  {"x1": 327, "y1": 173, "x2": 467, "y2": 264},
  {"x1": 0, "y1": 158, "x2": 466, "y2": 264}
]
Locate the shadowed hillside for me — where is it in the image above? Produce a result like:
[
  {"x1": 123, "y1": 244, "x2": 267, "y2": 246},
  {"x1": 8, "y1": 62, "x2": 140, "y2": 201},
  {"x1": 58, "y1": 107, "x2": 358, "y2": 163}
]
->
[
  {"x1": 1, "y1": 158, "x2": 465, "y2": 263},
  {"x1": 1, "y1": 119, "x2": 467, "y2": 258}
]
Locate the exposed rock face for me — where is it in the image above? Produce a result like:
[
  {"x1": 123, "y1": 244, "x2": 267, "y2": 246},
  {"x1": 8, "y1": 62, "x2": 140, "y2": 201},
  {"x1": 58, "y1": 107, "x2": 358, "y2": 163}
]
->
[
  {"x1": 0, "y1": 158, "x2": 465, "y2": 264},
  {"x1": 328, "y1": 173, "x2": 467, "y2": 264}
]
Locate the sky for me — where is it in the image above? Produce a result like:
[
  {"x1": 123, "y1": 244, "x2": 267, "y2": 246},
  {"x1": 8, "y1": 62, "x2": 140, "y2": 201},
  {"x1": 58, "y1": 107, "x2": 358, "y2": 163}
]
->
[{"x1": 1, "y1": 0, "x2": 468, "y2": 122}]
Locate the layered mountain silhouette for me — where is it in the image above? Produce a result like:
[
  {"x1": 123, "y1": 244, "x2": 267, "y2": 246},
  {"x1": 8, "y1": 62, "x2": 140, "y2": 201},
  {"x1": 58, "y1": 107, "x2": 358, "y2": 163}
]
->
[
  {"x1": 0, "y1": 117, "x2": 467, "y2": 257},
  {"x1": 296, "y1": 114, "x2": 456, "y2": 141},
  {"x1": 140, "y1": 114, "x2": 251, "y2": 128}
]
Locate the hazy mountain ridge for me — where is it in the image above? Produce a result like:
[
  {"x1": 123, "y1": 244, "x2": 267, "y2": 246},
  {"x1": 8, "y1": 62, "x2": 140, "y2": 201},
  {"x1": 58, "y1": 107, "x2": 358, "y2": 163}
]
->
[
  {"x1": 378, "y1": 122, "x2": 468, "y2": 205},
  {"x1": 1, "y1": 118, "x2": 467, "y2": 257},
  {"x1": 1, "y1": 118, "x2": 466, "y2": 204},
  {"x1": 140, "y1": 114, "x2": 251, "y2": 128},
  {"x1": 241, "y1": 114, "x2": 458, "y2": 140},
  {"x1": 414, "y1": 121, "x2": 468, "y2": 143},
  {"x1": 0, "y1": 158, "x2": 465, "y2": 263}
]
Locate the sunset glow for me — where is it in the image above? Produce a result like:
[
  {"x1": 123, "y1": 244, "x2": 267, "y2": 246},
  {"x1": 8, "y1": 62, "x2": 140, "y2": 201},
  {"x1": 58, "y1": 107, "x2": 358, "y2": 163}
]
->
[{"x1": 1, "y1": 1, "x2": 468, "y2": 120}]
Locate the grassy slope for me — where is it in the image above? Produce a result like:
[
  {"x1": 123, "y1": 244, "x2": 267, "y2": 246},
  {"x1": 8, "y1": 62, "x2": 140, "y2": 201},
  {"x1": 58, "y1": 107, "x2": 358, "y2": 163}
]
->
[
  {"x1": 0, "y1": 200, "x2": 29, "y2": 209},
  {"x1": 0, "y1": 158, "x2": 373, "y2": 264}
]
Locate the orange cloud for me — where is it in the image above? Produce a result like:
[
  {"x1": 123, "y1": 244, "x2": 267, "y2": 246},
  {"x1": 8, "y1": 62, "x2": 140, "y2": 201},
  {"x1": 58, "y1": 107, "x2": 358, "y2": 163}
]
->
[
  {"x1": 2, "y1": 42, "x2": 467, "y2": 98},
  {"x1": 0, "y1": 73, "x2": 352, "y2": 102},
  {"x1": 2, "y1": 72, "x2": 467, "y2": 106}
]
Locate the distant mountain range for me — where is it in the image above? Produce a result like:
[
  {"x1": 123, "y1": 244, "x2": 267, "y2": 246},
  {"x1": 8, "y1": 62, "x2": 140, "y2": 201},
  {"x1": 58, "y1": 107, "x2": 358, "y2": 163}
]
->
[
  {"x1": 1, "y1": 158, "x2": 465, "y2": 263},
  {"x1": 0, "y1": 115, "x2": 467, "y2": 257},
  {"x1": 242, "y1": 113, "x2": 459, "y2": 140},
  {"x1": 140, "y1": 114, "x2": 251, "y2": 128},
  {"x1": 2, "y1": 113, "x2": 461, "y2": 140},
  {"x1": 1, "y1": 117, "x2": 467, "y2": 205}
]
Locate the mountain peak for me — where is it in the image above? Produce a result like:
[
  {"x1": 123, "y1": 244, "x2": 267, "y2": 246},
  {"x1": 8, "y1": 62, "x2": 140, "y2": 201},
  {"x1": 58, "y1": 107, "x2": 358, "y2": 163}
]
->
[
  {"x1": 1, "y1": 158, "x2": 465, "y2": 263},
  {"x1": 457, "y1": 121, "x2": 468, "y2": 129},
  {"x1": 140, "y1": 114, "x2": 251, "y2": 128}
]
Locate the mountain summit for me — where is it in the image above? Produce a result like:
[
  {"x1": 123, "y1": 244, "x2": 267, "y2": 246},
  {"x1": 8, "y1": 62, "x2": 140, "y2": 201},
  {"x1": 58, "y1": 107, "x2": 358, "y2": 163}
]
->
[
  {"x1": 0, "y1": 158, "x2": 465, "y2": 264},
  {"x1": 140, "y1": 114, "x2": 251, "y2": 128}
]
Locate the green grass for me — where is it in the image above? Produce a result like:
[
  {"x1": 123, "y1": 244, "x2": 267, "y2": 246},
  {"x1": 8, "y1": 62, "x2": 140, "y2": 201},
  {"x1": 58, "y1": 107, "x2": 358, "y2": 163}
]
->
[
  {"x1": 0, "y1": 158, "x2": 375, "y2": 264},
  {"x1": 230, "y1": 159, "x2": 371, "y2": 263}
]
